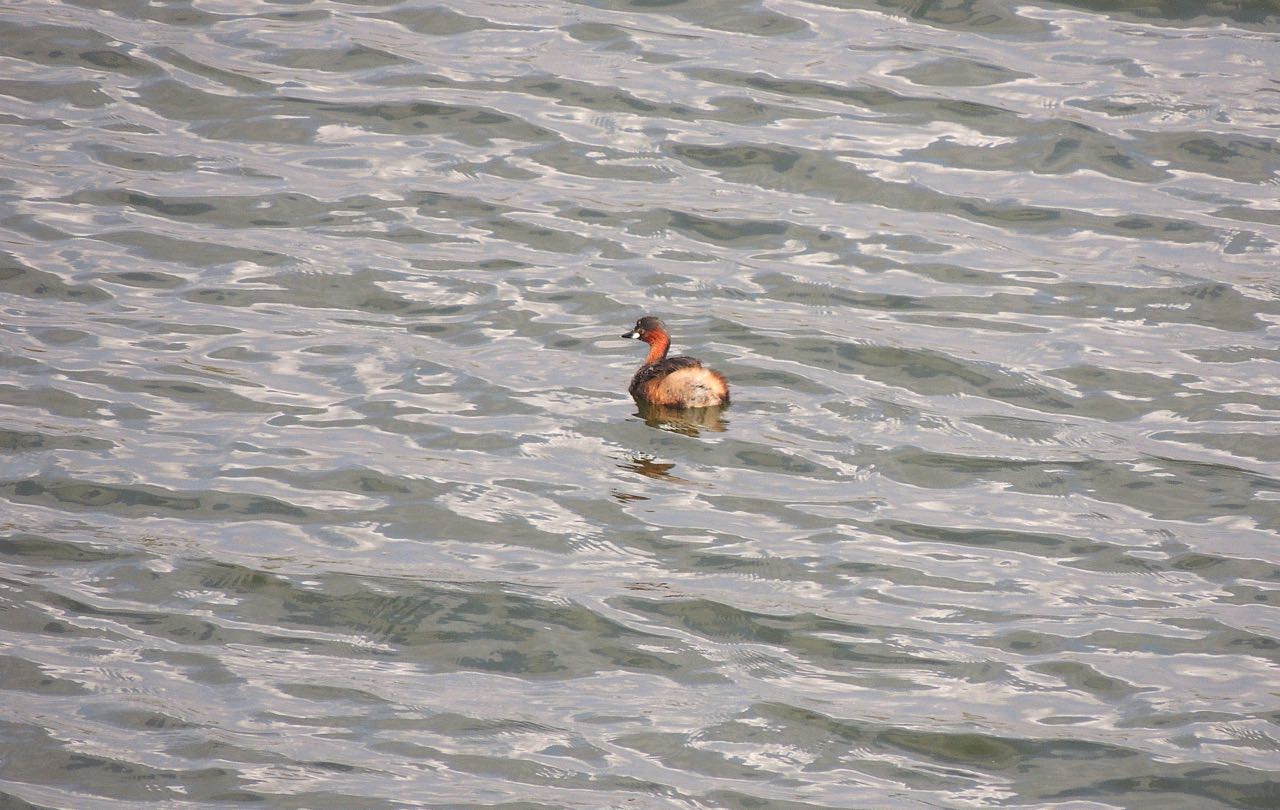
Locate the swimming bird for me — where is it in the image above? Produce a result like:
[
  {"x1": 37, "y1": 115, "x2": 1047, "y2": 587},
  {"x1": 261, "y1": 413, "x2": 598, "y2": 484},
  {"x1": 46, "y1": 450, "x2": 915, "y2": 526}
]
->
[{"x1": 622, "y1": 316, "x2": 729, "y2": 409}]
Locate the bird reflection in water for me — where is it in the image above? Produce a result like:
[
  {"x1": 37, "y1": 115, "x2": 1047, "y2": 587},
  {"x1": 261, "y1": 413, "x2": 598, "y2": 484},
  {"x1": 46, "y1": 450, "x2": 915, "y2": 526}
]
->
[
  {"x1": 613, "y1": 453, "x2": 683, "y2": 501},
  {"x1": 618, "y1": 453, "x2": 679, "y2": 482},
  {"x1": 634, "y1": 400, "x2": 728, "y2": 436}
]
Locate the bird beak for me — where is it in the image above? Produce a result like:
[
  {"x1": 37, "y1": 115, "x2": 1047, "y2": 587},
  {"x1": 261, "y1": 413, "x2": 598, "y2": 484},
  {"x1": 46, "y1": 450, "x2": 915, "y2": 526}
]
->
[{"x1": 622, "y1": 330, "x2": 640, "y2": 339}]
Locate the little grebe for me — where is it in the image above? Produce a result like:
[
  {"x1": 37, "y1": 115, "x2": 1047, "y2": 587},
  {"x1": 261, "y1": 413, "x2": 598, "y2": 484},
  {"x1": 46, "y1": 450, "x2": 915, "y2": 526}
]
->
[{"x1": 622, "y1": 316, "x2": 729, "y2": 408}]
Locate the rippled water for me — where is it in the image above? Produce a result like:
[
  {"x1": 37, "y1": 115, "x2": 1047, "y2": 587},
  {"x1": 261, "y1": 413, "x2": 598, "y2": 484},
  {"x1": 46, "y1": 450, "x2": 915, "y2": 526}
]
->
[{"x1": 3, "y1": 0, "x2": 1279, "y2": 806}]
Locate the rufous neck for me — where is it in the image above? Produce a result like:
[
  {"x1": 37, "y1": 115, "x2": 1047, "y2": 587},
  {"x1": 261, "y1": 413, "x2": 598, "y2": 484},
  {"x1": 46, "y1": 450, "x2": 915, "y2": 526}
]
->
[{"x1": 643, "y1": 333, "x2": 669, "y2": 364}]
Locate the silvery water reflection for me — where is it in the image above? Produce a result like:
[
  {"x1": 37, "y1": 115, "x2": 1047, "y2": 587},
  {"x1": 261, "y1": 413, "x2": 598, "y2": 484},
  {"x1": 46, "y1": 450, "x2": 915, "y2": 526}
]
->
[{"x1": 1, "y1": 0, "x2": 1278, "y2": 807}]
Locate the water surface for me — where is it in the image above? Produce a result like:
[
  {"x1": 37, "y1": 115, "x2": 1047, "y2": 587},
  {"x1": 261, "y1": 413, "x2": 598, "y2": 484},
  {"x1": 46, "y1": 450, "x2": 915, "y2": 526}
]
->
[{"x1": 2, "y1": 0, "x2": 1279, "y2": 807}]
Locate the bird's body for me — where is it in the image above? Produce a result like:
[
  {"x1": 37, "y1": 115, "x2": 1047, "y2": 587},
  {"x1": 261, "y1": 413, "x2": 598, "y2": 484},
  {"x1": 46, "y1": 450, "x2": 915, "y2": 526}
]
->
[{"x1": 622, "y1": 316, "x2": 729, "y2": 409}]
